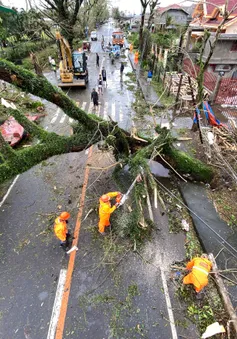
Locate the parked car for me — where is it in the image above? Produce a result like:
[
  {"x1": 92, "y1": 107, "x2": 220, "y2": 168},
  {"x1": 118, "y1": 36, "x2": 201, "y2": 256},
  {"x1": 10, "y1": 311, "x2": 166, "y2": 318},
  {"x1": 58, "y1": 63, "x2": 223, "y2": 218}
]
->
[{"x1": 90, "y1": 31, "x2": 97, "y2": 41}]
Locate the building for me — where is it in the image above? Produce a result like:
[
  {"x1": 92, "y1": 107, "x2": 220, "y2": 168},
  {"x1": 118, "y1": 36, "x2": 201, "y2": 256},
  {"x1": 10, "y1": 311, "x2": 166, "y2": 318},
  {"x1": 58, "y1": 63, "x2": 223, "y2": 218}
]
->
[
  {"x1": 187, "y1": 0, "x2": 237, "y2": 77},
  {"x1": 129, "y1": 13, "x2": 150, "y2": 32},
  {"x1": 154, "y1": 4, "x2": 190, "y2": 29}
]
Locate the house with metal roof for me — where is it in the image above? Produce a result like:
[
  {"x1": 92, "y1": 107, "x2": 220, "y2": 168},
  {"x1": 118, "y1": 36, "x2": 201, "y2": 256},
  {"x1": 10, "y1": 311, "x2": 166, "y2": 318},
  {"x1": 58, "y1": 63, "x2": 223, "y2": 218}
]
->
[
  {"x1": 154, "y1": 4, "x2": 190, "y2": 28},
  {"x1": 187, "y1": 0, "x2": 237, "y2": 77}
]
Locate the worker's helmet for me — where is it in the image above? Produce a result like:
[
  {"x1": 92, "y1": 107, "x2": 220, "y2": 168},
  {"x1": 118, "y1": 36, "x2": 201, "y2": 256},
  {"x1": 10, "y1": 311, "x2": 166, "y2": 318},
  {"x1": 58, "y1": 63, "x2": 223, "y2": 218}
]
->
[
  {"x1": 101, "y1": 194, "x2": 110, "y2": 202},
  {"x1": 60, "y1": 211, "x2": 71, "y2": 220}
]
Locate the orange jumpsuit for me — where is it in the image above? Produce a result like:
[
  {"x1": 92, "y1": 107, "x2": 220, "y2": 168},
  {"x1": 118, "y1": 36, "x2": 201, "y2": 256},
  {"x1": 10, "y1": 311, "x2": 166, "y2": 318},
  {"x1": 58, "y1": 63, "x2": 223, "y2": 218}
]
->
[
  {"x1": 54, "y1": 217, "x2": 68, "y2": 242},
  {"x1": 183, "y1": 257, "x2": 212, "y2": 293},
  {"x1": 134, "y1": 51, "x2": 139, "y2": 64},
  {"x1": 98, "y1": 192, "x2": 119, "y2": 233}
]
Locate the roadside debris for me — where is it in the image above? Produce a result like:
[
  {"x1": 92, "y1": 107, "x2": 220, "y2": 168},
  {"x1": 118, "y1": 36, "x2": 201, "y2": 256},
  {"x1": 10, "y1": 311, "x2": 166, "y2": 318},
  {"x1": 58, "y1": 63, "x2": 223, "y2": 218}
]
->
[
  {"x1": 181, "y1": 219, "x2": 189, "y2": 232},
  {"x1": 66, "y1": 245, "x2": 78, "y2": 254},
  {"x1": 201, "y1": 321, "x2": 225, "y2": 338}
]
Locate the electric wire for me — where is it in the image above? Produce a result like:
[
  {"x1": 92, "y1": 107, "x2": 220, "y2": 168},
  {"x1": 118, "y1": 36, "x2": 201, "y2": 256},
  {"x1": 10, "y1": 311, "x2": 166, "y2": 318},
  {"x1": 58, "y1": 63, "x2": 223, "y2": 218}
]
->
[{"x1": 154, "y1": 177, "x2": 237, "y2": 260}]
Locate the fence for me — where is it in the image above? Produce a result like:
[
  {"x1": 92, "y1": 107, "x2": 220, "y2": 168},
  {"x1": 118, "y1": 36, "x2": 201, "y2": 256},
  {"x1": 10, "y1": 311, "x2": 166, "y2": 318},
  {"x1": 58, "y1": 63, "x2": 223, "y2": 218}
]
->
[
  {"x1": 183, "y1": 58, "x2": 217, "y2": 92},
  {"x1": 183, "y1": 58, "x2": 237, "y2": 105},
  {"x1": 216, "y1": 79, "x2": 237, "y2": 105}
]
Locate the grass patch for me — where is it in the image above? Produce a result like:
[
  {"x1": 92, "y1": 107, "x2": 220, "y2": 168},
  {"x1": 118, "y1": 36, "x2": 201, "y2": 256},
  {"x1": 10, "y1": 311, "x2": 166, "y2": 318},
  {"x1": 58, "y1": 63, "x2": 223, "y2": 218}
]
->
[
  {"x1": 22, "y1": 44, "x2": 58, "y2": 71},
  {"x1": 152, "y1": 80, "x2": 175, "y2": 107},
  {"x1": 208, "y1": 187, "x2": 237, "y2": 230}
]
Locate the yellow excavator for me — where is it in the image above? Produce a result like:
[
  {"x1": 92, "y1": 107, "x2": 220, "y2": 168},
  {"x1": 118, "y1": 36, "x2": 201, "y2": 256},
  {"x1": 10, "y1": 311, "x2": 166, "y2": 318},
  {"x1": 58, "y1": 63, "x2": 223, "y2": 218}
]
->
[{"x1": 56, "y1": 31, "x2": 89, "y2": 88}]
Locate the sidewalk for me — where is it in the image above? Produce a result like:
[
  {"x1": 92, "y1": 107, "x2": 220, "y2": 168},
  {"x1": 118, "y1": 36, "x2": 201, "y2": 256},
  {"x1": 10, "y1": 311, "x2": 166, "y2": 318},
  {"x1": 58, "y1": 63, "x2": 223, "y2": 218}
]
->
[
  {"x1": 180, "y1": 182, "x2": 237, "y2": 308},
  {"x1": 128, "y1": 52, "x2": 163, "y2": 108}
]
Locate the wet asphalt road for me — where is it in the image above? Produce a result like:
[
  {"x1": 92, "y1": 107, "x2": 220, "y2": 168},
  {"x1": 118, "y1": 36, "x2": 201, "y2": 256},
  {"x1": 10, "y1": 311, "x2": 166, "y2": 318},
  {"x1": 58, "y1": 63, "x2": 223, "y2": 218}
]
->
[
  {"x1": 0, "y1": 21, "x2": 197, "y2": 339},
  {"x1": 43, "y1": 19, "x2": 136, "y2": 136}
]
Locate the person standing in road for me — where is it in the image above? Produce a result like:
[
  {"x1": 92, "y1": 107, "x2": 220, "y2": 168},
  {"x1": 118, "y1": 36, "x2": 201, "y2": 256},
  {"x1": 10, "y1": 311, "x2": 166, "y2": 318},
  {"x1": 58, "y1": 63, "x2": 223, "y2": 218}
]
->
[
  {"x1": 98, "y1": 74, "x2": 103, "y2": 95},
  {"x1": 98, "y1": 192, "x2": 122, "y2": 235},
  {"x1": 147, "y1": 69, "x2": 153, "y2": 84},
  {"x1": 102, "y1": 67, "x2": 107, "y2": 87},
  {"x1": 54, "y1": 212, "x2": 71, "y2": 250},
  {"x1": 120, "y1": 62, "x2": 124, "y2": 76},
  {"x1": 96, "y1": 53, "x2": 99, "y2": 67},
  {"x1": 91, "y1": 88, "x2": 99, "y2": 111}
]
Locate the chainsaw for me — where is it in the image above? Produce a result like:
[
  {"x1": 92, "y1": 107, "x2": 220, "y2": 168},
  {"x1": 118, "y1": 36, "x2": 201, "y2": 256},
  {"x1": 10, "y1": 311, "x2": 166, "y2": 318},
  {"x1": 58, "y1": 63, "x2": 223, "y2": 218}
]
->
[{"x1": 116, "y1": 171, "x2": 143, "y2": 207}]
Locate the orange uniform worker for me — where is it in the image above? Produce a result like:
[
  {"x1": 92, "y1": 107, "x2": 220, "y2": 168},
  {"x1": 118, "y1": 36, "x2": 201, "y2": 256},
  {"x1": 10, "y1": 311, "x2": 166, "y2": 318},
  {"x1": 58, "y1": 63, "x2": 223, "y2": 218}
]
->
[
  {"x1": 134, "y1": 51, "x2": 139, "y2": 64},
  {"x1": 54, "y1": 211, "x2": 71, "y2": 249},
  {"x1": 183, "y1": 254, "x2": 212, "y2": 293},
  {"x1": 98, "y1": 192, "x2": 121, "y2": 235}
]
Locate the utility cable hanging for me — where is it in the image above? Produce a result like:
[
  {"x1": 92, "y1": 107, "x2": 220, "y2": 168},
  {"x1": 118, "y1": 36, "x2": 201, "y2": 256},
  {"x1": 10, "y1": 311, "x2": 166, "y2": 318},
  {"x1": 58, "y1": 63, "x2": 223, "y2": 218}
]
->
[{"x1": 154, "y1": 177, "x2": 237, "y2": 260}]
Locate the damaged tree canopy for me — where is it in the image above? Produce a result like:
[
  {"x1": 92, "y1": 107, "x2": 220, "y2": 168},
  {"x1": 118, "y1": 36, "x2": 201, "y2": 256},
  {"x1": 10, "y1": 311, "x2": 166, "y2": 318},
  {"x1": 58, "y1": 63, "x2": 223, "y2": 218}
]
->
[{"x1": 0, "y1": 59, "x2": 213, "y2": 184}]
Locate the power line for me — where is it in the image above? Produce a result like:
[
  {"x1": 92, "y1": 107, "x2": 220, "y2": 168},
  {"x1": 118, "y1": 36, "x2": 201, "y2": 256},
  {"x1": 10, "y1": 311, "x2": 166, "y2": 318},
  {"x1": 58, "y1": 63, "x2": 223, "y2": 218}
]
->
[{"x1": 154, "y1": 177, "x2": 237, "y2": 260}]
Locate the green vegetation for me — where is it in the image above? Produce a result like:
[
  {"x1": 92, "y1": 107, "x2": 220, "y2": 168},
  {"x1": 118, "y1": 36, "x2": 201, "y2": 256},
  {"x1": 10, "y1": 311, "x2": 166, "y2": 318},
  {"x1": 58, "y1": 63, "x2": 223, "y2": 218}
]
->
[
  {"x1": 127, "y1": 32, "x2": 139, "y2": 49},
  {"x1": 1, "y1": 40, "x2": 54, "y2": 63},
  {"x1": 22, "y1": 44, "x2": 58, "y2": 71},
  {"x1": 164, "y1": 147, "x2": 213, "y2": 182},
  {"x1": 152, "y1": 79, "x2": 175, "y2": 107}
]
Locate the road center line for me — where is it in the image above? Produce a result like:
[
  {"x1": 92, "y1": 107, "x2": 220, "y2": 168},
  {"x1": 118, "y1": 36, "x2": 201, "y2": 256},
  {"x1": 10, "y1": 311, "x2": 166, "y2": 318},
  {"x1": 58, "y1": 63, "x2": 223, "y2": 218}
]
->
[
  {"x1": 160, "y1": 267, "x2": 178, "y2": 339},
  {"x1": 0, "y1": 175, "x2": 19, "y2": 208},
  {"x1": 47, "y1": 269, "x2": 67, "y2": 339},
  {"x1": 55, "y1": 146, "x2": 93, "y2": 339}
]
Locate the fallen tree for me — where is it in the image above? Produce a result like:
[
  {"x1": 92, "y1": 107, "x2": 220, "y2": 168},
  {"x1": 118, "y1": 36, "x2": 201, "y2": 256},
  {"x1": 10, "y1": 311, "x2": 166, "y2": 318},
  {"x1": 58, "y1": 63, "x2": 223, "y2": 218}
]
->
[{"x1": 0, "y1": 59, "x2": 214, "y2": 184}]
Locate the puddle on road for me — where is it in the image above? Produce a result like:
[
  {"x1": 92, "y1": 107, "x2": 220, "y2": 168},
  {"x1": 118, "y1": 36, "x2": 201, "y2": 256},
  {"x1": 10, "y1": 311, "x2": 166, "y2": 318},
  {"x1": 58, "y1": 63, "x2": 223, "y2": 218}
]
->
[{"x1": 148, "y1": 160, "x2": 170, "y2": 178}]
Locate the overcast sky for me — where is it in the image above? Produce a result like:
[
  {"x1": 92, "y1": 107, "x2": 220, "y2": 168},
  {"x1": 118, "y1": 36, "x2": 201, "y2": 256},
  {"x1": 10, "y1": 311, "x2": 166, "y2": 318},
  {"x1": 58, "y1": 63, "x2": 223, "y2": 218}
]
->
[{"x1": 4, "y1": 0, "x2": 193, "y2": 13}]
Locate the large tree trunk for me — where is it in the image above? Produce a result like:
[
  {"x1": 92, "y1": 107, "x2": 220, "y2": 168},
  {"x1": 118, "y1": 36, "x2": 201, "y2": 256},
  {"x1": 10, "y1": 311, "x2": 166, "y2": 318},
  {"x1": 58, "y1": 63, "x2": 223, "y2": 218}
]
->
[
  {"x1": 139, "y1": 7, "x2": 147, "y2": 51},
  {"x1": 0, "y1": 133, "x2": 17, "y2": 160},
  {"x1": 0, "y1": 60, "x2": 214, "y2": 184}
]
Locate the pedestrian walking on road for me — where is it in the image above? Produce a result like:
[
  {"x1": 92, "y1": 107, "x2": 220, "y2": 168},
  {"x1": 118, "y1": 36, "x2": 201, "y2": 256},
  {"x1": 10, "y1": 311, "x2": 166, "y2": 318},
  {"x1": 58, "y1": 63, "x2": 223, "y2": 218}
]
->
[
  {"x1": 120, "y1": 62, "x2": 124, "y2": 76},
  {"x1": 96, "y1": 53, "x2": 99, "y2": 67},
  {"x1": 98, "y1": 192, "x2": 122, "y2": 235},
  {"x1": 102, "y1": 67, "x2": 107, "y2": 87},
  {"x1": 147, "y1": 69, "x2": 153, "y2": 84},
  {"x1": 91, "y1": 88, "x2": 99, "y2": 111},
  {"x1": 54, "y1": 212, "x2": 71, "y2": 250},
  {"x1": 98, "y1": 74, "x2": 103, "y2": 95},
  {"x1": 183, "y1": 254, "x2": 212, "y2": 293}
]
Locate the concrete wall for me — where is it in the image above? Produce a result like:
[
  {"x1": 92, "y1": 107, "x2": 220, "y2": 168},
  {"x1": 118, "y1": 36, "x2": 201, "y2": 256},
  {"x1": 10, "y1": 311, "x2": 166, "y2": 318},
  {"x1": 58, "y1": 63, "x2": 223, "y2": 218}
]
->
[
  {"x1": 226, "y1": 21, "x2": 237, "y2": 34},
  {"x1": 155, "y1": 9, "x2": 188, "y2": 25},
  {"x1": 203, "y1": 35, "x2": 237, "y2": 65}
]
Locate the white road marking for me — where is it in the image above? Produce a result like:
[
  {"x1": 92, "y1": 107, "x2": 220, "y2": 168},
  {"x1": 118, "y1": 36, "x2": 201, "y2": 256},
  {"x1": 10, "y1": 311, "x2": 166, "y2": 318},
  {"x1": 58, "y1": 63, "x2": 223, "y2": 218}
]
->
[
  {"x1": 97, "y1": 103, "x2": 102, "y2": 117},
  {"x1": 88, "y1": 102, "x2": 94, "y2": 113},
  {"x1": 160, "y1": 267, "x2": 178, "y2": 339},
  {"x1": 104, "y1": 102, "x2": 108, "y2": 120},
  {"x1": 47, "y1": 269, "x2": 67, "y2": 339},
  {"x1": 82, "y1": 102, "x2": 87, "y2": 111},
  {"x1": 51, "y1": 107, "x2": 61, "y2": 124},
  {"x1": 126, "y1": 89, "x2": 131, "y2": 104},
  {"x1": 59, "y1": 114, "x2": 66, "y2": 124},
  {"x1": 111, "y1": 102, "x2": 116, "y2": 120},
  {"x1": 119, "y1": 107, "x2": 124, "y2": 122},
  {"x1": 69, "y1": 118, "x2": 73, "y2": 123},
  {"x1": 0, "y1": 175, "x2": 19, "y2": 208}
]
